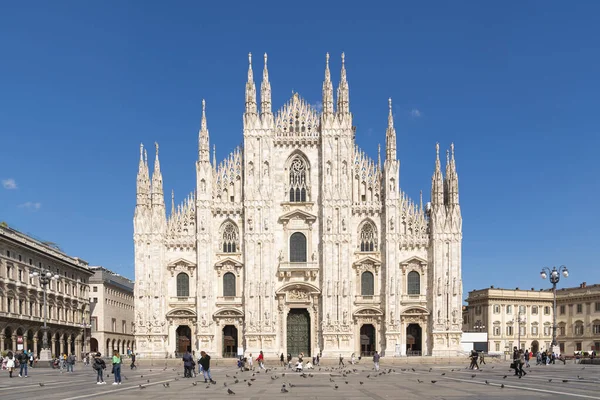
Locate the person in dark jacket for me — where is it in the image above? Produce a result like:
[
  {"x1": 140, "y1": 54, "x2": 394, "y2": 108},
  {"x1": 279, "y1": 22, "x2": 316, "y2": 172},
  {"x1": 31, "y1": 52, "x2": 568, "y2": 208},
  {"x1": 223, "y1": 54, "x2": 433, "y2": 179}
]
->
[
  {"x1": 199, "y1": 351, "x2": 215, "y2": 384},
  {"x1": 18, "y1": 350, "x2": 29, "y2": 378},
  {"x1": 182, "y1": 350, "x2": 194, "y2": 378},
  {"x1": 92, "y1": 353, "x2": 107, "y2": 384},
  {"x1": 130, "y1": 353, "x2": 137, "y2": 370}
]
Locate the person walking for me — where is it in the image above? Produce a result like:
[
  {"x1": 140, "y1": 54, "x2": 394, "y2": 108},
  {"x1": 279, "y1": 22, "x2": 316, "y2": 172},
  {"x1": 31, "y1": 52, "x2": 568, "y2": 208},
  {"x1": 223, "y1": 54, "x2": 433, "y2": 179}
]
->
[
  {"x1": 287, "y1": 353, "x2": 292, "y2": 369},
  {"x1": 182, "y1": 350, "x2": 193, "y2": 378},
  {"x1": 316, "y1": 353, "x2": 320, "y2": 366},
  {"x1": 338, "y1": 354, "x2": 345, "y2": 368},
  {"x1": 280, "y1": 353, "x2": 285, "y2": 367},
  {"x1": 6, "y1": 351, "x2": 15, "y2": 378},
  {"x1": 66, "y1": 353, "x2": 75, "y2": 373},
  {"x1": 248, "y1": 353, "x2": 253, "y2": 370},
  {"x1": 256, "y1": 351, "x2": 265, "y2": 370},
  {"x1": 468, "y1": 349, "x2": 479, "y2": 370},
  {"x1": 518, "y1": 349, "x2": 527, "y2": 377},
  {"x1": 511, "y1": 347, "x2": 520, "y2": 375},
  {"x1": 373, "y1": 351, "x2": 380, "y2": 372},
  {"x1": 18, "y1": 350, "x2": 29, "y2": 377},
  {"x1": 112, "y1": 350, "x2": 122, "y2": 385},
  {"x1": 92, "y1": 353, "x2": 106, "y2": 384},
  {"x1": 199, "y1": 351, "x2": 215, "y2": 384},
  {"x1": 351, "y1": 353, "x2": 356, "y2": 365},
  {"x1": 130, "y1": 352, "x2": 137, "y2": 370},
  {"x1": 479, "y1": 352, "x2": 486, "y2": 365},
  {"x1": 28, "y1": 350, "x2": 34, "y2": 368},
  {"x1": 524, "y1": 349, "x2": 530, "y2": 368}
]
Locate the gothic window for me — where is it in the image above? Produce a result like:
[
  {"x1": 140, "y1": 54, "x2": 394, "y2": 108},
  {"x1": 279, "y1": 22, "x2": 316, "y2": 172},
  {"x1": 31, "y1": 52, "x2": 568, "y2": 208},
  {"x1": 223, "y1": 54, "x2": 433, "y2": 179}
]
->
[
  {"x1": 288, "y1": 156, "x2": 307, "y2": 202},
  {"x1": 407, "y1": 271, "x2": 420, "y2": 295},
  {"x1": 221, "y1": 222, "x2": 239, "y2": 253},
  {"x1": 176, "y1": 273, "x2": 189, "y2": 297},
  {"x1": 223, "y1": 272, "x2": 236, "y2": 297},
  {"x1": 359, "y1": 221, "x2": 377, "y2": 252},
  {"x1": 289, "y1": 232, "x2": 307, "y2": 262},
  {"x1": 361, "y1": 271, "x2": 374, "y2": 296}
]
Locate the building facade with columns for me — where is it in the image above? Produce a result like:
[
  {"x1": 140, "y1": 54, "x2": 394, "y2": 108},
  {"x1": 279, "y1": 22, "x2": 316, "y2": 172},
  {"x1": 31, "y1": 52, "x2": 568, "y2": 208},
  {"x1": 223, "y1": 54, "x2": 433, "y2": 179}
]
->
[
  {"x1": 89, "y1": 266, "x2": 135, "y2": 356},
  {"x1": 555, "y1": 282, "x2": 600, "y2": 355},
  {"x1": 134, "y1": 53, "x2": 464, "y2": 359},
  {"x1": 0, "y1": 224, "x2": 93, "y2": 358}
]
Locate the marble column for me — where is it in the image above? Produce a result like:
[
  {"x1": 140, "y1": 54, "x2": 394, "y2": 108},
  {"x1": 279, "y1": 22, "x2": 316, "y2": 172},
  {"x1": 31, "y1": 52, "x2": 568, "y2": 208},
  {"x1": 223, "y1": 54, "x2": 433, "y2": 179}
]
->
[
  {"x1": 60, "y1": 339, "x2": 65, "y2": 356},
  {"x1": 11, "y1": 335, "x2": 17, "y2": 352},
  {"x1": 67, "y1": 338, "x2": 72, "y2": 355},
  {"x1": 0, "y1": 336, "x2": 4, "y2": 351},
  {"x1": 33, "y1": 338, "x2": 38, "y2": 356}
]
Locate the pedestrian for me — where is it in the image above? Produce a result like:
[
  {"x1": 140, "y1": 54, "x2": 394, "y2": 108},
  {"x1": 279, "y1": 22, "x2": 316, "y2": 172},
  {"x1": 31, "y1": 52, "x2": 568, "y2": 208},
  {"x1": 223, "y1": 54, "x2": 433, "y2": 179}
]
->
[
  {"x1": 338, "y1": 354, "x2": 345, "y2": 368},
  {"x1": 287, "y1": 353, "x2": 292, "y2": 369},
  {"x1": 112, "y1": 350, "x2": 122, "y2": 385},
  {"x1": 182, "y1": 350, "x2": 193, "y2": 378},
  {"x1": 315, "y1": 353, "x2": 320, "y2": 366},
  {"x1": 67, "y1": 353, "x2": 75, "y2": 373},
  {"x1": 469, "y1": 349, "x2": 479, "y2": 370},
  {"x1": 28, "y1": 351, "x2": 34, "y2": 368},
  {"x1": 130, "y1": 352, "x2": 137, "y2": 370},
  {"x1": 280, "y1": 353, "x2": 285, "y2": 367},
  {"x1": 479, "y1": 351, "x2": 486, "y2": 365},
  {"x1": 373, "y1": 351, "x2": 380, "y2": 372},
  {"x1": 256, "y1": 351, "x2": 265, "y2": 370},
  {"x1": 18, "y1": 350, "x2": 29, "y2": 378},
  {"x1": 351, "y1": 353, "x2": 356, "y2": 365},
  {"x1": 511, "y1": 347, "x2": 520, "y2": 376},
  {"x1": 524, "y1": 349, "x2": 530, "y2": 368},
  {"x1": 518, "y1": 349, "x2": 527, "y2": 377},
  {"x1": 93, "y1": 353, "x2": 107, "y2": 384},
  {"x1": 199, "y1": 351, "x2": 215, "y2": 384},
  {"x1": 248, "y1": 353, "x2": 253, "y2": 370},
  {"x1": 5, "y1": 351, "x2": 15, "y2": 378}
]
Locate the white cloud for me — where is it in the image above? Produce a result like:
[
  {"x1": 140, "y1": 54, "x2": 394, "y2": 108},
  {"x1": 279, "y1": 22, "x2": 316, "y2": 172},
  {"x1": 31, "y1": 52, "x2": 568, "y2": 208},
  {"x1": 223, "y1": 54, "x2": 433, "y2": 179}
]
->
[
  {"x1": 2, "y1": 179, "x2": 17, "y2": 189},
  {"x1": 18, "y1": 202, "x2": 41, "y2": 210},
  {"x1": 410, "y1": 109, "x2": 422, "y2": 118}
]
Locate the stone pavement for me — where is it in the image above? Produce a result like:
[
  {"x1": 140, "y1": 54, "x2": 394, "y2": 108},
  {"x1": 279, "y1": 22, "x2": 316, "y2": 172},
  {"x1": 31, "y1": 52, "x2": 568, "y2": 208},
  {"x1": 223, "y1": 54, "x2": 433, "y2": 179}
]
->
[{"x1": 1, "y1": 361, "x2": 599, "y2": 399}]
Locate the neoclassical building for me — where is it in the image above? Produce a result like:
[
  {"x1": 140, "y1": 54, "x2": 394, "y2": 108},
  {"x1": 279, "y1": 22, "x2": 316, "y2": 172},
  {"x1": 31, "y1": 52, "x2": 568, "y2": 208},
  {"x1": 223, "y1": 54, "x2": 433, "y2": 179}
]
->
[
  {"x1": 134, "y1": 53, "x2": 464, "y2": 359},
  {"x1": 0, "y1": 224, "x2": 93, "y2": 358}
]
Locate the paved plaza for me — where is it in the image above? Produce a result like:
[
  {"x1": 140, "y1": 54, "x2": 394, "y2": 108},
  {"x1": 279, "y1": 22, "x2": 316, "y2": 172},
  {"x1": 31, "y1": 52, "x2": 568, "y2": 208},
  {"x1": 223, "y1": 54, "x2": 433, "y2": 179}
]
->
[{"x1": 1, "y1": 360, "x2": 599, "y2": 399}]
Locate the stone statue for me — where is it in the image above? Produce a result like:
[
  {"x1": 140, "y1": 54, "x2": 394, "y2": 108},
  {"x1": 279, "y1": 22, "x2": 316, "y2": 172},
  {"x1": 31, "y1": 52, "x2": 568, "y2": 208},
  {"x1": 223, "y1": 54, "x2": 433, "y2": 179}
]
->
[
  {"x1": 341, "y1": 218, "x2": 346, "y2": 231},
  {"x1": 311, "y1": 252, "x2": 316, "y2": 262},
  {"x1": 327, "y1": 216, "x2": 332, "y2": 231},
  {"x1": 248, "y1": 216, "x2": 253, "y2": 231},
  {"x1": 389, "y1": 218, "x2": 394, "y2": 231},
  {"x1": 278, "y1": 250, "x2": 283, "y2": 262},
  {"x1": 264, "y1": 218, "x2": 268, "y2": 231}
]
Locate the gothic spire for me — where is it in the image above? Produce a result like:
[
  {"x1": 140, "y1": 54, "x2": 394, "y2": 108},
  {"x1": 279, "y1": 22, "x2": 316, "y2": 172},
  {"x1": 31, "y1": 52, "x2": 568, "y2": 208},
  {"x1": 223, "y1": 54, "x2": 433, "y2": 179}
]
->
[
  {"x1": 136, "y1": 143, "x2": 150, "y2": 206},
  {"x1": 336, "y1": 52, "x2": 350, "y2": 116},
  {"x1": 431, "y1": 143, "x2": 444, "y2": 205},
  {"x1": 151, "y1": 142, "x2": 164, "y2": 206},
  {"x1": 322, "y1": 52, "x2": 334, "y2": 115},
  {"x1": 260, "y1": 53, "x2": 272, "y2": 117},
  {"x1": 245, "y1": 52, "x2": 257, "y2": 116},
  {"x1": 212, "y1": 144, "x2": 217, "y2": 169},
  {"x1": 386, "y1": 98, "x2": 397, "y2": 161},
  {"x1": 447, "y1": 143, "x2": 459, "y2": 205},
  {"x1": 198, "y1": 99, "x2": 210, "y2": 163},
  {"x1": 378, "y1": 143, "x2": 382, "y2": 170},
  {"x1": 171, "y1": 189, "x2": 175, "y2": 216}
]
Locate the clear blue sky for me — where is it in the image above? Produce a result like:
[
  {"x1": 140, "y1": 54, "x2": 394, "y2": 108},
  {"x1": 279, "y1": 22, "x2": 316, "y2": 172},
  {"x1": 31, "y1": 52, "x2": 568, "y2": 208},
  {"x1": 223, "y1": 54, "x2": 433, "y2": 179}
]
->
[{"x1": 1, "y1": 1, "x2": 598, "y2": 295}]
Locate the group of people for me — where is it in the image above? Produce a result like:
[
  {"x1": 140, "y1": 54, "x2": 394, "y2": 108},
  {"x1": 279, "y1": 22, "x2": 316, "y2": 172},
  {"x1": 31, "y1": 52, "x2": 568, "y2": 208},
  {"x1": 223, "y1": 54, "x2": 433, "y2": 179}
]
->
[
  {"x1": 2, "y1": 350, "x2": 35, "y2": 377},
  {"x1": 467, "y1": 349, "x2": 486, "y2": 370},
  {"x1": 181, "y1": 350, "x2": 216, "y2": 383},
  {"x1": 92, "y1": 350, "x2": 125, "y2": 385}
]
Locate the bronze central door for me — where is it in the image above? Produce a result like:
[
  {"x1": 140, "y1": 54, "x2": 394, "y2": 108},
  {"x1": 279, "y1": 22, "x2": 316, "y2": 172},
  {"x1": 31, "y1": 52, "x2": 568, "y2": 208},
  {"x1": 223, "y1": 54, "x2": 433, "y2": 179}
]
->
[{"x1": 287, "y1": 309, "x2": 310, "y2": 357}]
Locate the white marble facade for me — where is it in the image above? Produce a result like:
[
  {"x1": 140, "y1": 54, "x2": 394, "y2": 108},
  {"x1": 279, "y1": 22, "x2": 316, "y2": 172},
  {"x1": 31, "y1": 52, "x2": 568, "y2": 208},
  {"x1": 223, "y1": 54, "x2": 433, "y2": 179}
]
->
[{"x1": 133, "y1": 53, "x2": 463, "y2": 359}]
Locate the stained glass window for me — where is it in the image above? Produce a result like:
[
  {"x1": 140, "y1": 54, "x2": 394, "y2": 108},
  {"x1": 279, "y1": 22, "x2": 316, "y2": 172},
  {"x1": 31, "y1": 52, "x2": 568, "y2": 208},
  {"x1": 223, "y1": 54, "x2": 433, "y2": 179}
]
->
[
  {"x1": 407, "y1": 271, "x2": 420, "y2": 295},
  {"x1": 223, "y1": 272, "x2": 236, "y2": 297},
  {"x1": 361, "y1": 271, "x2": 374, "y2": 296},
  {"x1": 290, "y1": 232, "x2": 307, "y2": 262},
  {"x1": 177, "y1": 273, "x2": 189, "y2": 297}
]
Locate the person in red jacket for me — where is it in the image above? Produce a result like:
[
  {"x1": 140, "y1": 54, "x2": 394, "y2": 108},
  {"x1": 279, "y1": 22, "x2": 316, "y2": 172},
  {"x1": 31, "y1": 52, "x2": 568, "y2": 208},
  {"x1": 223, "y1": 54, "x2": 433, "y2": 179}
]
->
[{"x1": 256, "y1": 351, "x2": 265, "y2": 370}]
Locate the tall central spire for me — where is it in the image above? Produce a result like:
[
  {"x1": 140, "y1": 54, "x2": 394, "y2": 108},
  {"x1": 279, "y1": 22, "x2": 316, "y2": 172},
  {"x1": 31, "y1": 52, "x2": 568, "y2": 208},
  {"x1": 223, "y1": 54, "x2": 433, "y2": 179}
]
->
[
  {"x1": 198, "y1": 99, "x2": 210, "y2": 163},
  {"x1": 431, "y1": 143, "x2": 444, "y2": 205},
  {"x1": 336, "y1": 52, "x2": 350, "y2": 116},
  {"x1": 151, "y1": 142, "x2": 164, "y2": 206},
  {"x1": 260, "y1": 53, "x2": 272, "y2": 117},
  {"x1": 136, "y1": 143, "x2": 150, "y2": 206},
  {"x1": 245, "y1": 52, "x2": 257, "y2": 116},
  {"x1": 386, "y1": 98, "x2": 397, "y2": 160},
  {"x1": 322, "y1": 53, "x2": 334, "y2": 115}
]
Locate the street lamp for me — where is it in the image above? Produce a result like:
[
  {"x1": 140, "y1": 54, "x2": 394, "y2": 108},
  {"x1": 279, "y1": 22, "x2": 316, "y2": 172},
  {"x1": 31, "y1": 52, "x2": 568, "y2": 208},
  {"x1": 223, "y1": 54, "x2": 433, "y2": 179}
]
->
[
  {"x1": 30, "y1": 269, "x2": 60, "y2": 362},
  {"x1": 516, "y1": 310, "x2": 526, "y2": 350},
  {"x1": 81, "y1": 320, "x2": 89, "y2": 359},
  {"x1": 540, "y1": 265, "x2": 568, "y2": 354},
  {"x1": 474, "y1": 320, "x2": 486, "y2": 332}
]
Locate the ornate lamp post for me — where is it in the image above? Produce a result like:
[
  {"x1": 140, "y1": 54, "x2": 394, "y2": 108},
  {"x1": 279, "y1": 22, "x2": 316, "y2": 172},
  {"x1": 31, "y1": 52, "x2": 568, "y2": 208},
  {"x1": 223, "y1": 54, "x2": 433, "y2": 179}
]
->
[
  {"x1": 516, "y1": 310, "x2": 526, "y2": 350},
  {"x1": 540, "y1": 265, "x2": 568, "y2": 354},
  {"x1": 81, "y1": 320, "x2": 89, "y2": 359},
  {"x1": 30, "y1": 269, "x2": 59, "y2": 362},
  {"x1": 474, "y1": 320, "x2": 486, "y2": 332}
]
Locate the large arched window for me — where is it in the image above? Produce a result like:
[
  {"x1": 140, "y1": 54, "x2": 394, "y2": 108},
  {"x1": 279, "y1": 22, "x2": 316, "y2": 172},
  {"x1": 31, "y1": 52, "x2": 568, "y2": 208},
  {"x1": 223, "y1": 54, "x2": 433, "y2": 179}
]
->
[
  {"x1": 407, "y1": 271, "x2": 420, "y2": 295},
  {"x1": 359, "y1": 221, "x2": 377, "y2": 252},
  {"x1": 289, "y1": 156, "x2": 307, "y2": 202},
  {"x1": 176, "y1": 273, "x2": 189, "y2": 297},
  {"x1": 223, "y1": 273, "x2": 236, "y2": 297},
  {"x1": 221, "y1": 221, "x2": 239, "y2": 253},
  {"x1": 361, "y1": 271, "x2": 374, "y2": 296},
  {"x1": 289, "y1": 232, "x2": 307, "y2": 262}
]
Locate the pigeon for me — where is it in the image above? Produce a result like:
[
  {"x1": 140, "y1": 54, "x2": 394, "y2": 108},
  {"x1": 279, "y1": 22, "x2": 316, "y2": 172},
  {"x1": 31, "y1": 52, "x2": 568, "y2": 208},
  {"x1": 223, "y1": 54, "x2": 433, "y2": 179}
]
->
[
  {"x1": 503, "y1": 375, "x2": 507, "y2": 379},
  {"x1": 441, "y1": 373, "x2": 446, "y2": 376},
  {"x1": 162, "y1": 383, "x2": 169, "y2": 388},
  {"x1": 192, "y1": 382, "x2": 197, "y2": 386},
  {"x1": 141, "y1": 375, "x2": 144, "y2": 378},
  {"x1": 281, "y1": 386, "x2": 289, "y2": 393},
  {"x1": 227, "y1": 388, "x2": 235, "y2": 395},
  {"x1": 226, "y1": 374, "x2": 231, "y2": 378},
  {"x1": 431, "y1": 380, "x2": 437, "y2": 384},
  {"x1": 501, "y1": 384, "x2": 505, "y2": 388},
  {"x1": 429, "y1": 368, "x2": 433, "y2": 372},
  {"x1": 38, "y1": 383, "x2": 45, "y2": 387},
  {"x1": 485, "y1": 380, "x2": 489, "y2": 385},
  {"x1": 345, "y1": 381, "x2": 348, "y2": 384},
  {"x1": 289, "y1": 382, "x2": 295, "y2": 388},
  {"x1": 247, "y1": 382, "x2": 252, "y2": 386},
  {"x1": 360, "y1": 382, "x2": 364, "y2": 385},
  {"x1": 334, "y1": 384, "x2": 339, "y2": 389},
  {"x1": 366, "y1": 374, "x2": 370, "y2": 378},
  {"x1": 147, "y1": 379, "x2": 151, "y2": 383},
  {"x1": 234, "y1": 379, "x2": 239, "y2": 384},
  {"x1": 224, "y1": 382, "x2": 228, "y2": 387},
  {"x1": 577, "y1": 376, "x2": 584, "y2": 380},
  {"x1": 548, "y1": 379, "x2": 553, "y2": 382},
  {"x1": 563, "y1": 379, "x2": 569, "y2": 383},
  {"x1": 411, "y1": 368, "x2": 416, "y2": 372},
  {"x1": 139, "y1": 385, "x2": 146, "y2": 389},
  {"x1": 417, "y1": 379, "x2": 423, "y2": 383},
  {"x1": 150, "y1": 369, "x2": 153, "y2": 372},
  {"x1": 471, "y1": 375, "x2": 476, "y2": 378}
]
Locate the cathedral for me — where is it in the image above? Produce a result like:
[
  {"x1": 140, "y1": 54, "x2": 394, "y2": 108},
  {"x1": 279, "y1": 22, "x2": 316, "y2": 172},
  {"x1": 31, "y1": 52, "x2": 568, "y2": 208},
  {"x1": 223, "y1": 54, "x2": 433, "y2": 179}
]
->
[{"x1": 133, "y1": 53, "x2": 463, "y2": 359}]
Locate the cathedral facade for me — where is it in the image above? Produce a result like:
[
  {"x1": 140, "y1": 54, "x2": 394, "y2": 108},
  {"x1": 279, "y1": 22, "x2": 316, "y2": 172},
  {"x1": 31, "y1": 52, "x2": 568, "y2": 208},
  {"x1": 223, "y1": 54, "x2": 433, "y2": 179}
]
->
[{"x1": 133, "y1": 53, "x2": 463, "y2": 359}]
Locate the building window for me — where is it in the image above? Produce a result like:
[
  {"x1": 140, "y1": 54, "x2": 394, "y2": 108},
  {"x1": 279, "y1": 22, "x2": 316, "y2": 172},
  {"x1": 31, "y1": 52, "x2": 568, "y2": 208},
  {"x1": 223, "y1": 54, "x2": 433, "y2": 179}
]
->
[
  {"x1": 91, "y1": 317, "x2": 97, "y2": 331},
  {"x1": 221, "y1": 222, "x2": 239, "y2": 253},
  {"x1": 289, "y1": 232, "x2": 307, "y2": 262},
  {"x1": 493, "y1": 326, "x2": 500, "y2": 336},
  {"x1": 93, "y1": 286, "x2": 98, "y2": 292},
  {"x1": 407, "y1": 271, "x2": 420, "y2": 295},
  {"x1": 18, "y1": 270, "x2": 22, "y2": 282},
  {"x1": 544, "y1": 306, "x2": 551, "y2": 315},
  {"x1": 495, "y1": 342, "x2": 500, "y2": 352},
  {"x1": 475, "y1": 306, "x2": 482, "y2": 315},
  {"x1": 122, "y1": 320, "x2": 126, "y2": 334},
  {"x1": 531, "y1": 306, "x2": 538, "y2": 315},
  {"x1": 544, "y1": 326, "x2": 551, "y2": 336},
  {"x1": 593, "y1": 323, "x2": 600, "y2": 335},
  {"x1": 506, "y1": 326, "x2": 513, "y2": 336},
  {"x1": 519, "y1": 305, "x2": 526, "y2": 314},
  {"x1": 493, "y1": 305, "x2": 500, "y2": 314},
  {"x1": 558, "y1": 325, "x2": 565, "y2": 336},
  {"x1": 361, "y1": 271, "x2": 374, "y2": 296},
  {"x1": 93, "y1": 297, "x2": 98, "y2": 303},
  {"x1": 574, "y1": 323, "x2": 584, "y2": 336},
  {"x1": 223, "y1": 272, "x2": 236, "y2": 297},
  {"x1": 519, "y1": 326, "x2": 526, "y2": 335},
  {"x1": 594, "y1": 342, "x2": 600, "y2": 352},
  {"x1": 28, "y1": 258, "x2": 32, "y2": 265},
  {"x1": 6, "y1": 250, "x2": 9, "y2": 257},
  {"x1": 577, "y1": 304, "x2": 583, "y2": 314},
  {"x1": 176, "y1": 273, "x2": 189, "y2": 297},
  {"x1": 29, "y1": 302, "x2": 34, "y2": 316},
  {"x1": 288, "y1": 156, "x2": 307, "y2": 202},
  {"x1": 559, "y1": 342, "x2": 565, "y2": 353},
  {"x1": 506, "y1": 305, "x2": 512, "y2": 314},
  {"x1": 359, "y1": 221, "x2": 377, "y2": 252},
  {"x1": 560, "y1": 305, "x2": 566, "y2": 315},
  {"x1": 112, "y1": 318, "x2": 116, "y2": 332},
  {"x1": 576, "y1": 342, "x2": 582, "y2": 351},
  {"x1": 532, "y1": 326, "x2": 538, "y2": 335},
  {"x1": 19, "y1": 300, "x2": 23, "y2": 314}
]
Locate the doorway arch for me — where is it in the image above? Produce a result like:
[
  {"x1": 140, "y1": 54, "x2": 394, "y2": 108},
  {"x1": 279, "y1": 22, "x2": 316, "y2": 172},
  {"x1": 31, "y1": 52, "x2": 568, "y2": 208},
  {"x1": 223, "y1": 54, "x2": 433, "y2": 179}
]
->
[
  {"x1": 360, "y1": 324, "x2": 376, "y2": 356},
  {"x1": 287, "y1": 309, "x2": 310, "y2": 357},
  {"x1": 531, "y1": 340, "x2": 539, "y2": 355},
  {"x1": 222, "y1": 325, "x2": 238, "y2": 358},
  {"x1": 406, "y1": 324, "x2": 422, "y2": 355},
  {"x1": 176, "y1": 325, "x2": 192, "y2": 355},
  {"x1": 90, "y1": 338, "x2": 98, "y2": 353}
]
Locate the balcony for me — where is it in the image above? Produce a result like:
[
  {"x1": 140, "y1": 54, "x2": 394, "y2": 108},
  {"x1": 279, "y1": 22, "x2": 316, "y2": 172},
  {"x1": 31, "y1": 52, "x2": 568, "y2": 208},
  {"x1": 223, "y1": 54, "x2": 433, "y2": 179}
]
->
[
  {"x1": 168, "y1": 297, "x2": 196, "y2": 307},
  {"x1": 216, "y1": 296, "x2": 243, "y2": 307},
  {"x1": 278, "y1": 262, "x2": 319, "y2": 279},
  {"x1": 401, "y1": 294, "x2": 427, "y2": 303},
  {"x1": 354, "y1": 295, "x2": 381, "y2": 305}
]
